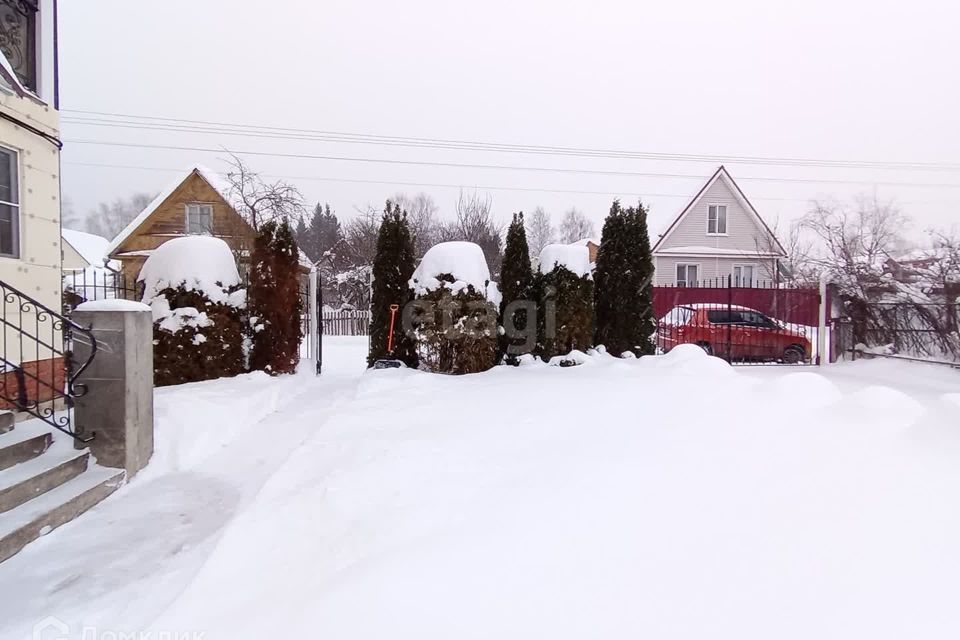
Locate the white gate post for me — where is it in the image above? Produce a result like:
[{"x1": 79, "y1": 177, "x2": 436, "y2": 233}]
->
[
  {"x1": 308, "y1": 267, "x2": 319, "y2": 370},
  {"x1": 817, "y1": 272, "x2": 830, "y2": 365}
]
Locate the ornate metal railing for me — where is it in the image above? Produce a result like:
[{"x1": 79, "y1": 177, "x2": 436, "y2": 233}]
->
[
  {"x1": 0, "y1": 0, "x2": 38, "y2": 91},
  {"x1": 0, "y1": 279, "x2": 96, "y2": 441}
]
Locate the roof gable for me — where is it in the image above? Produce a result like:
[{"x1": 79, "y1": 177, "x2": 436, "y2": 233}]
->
[
  {"x1": 652, "y1": 166, "x2": 786, "y2": 256},
  {"x1": 106, "y1": 166, "x2": 241, "y2": 255}
]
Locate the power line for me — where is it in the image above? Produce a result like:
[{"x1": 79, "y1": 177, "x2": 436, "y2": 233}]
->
[
  {"x1": 62, "y1": 138, "x2": 960, "y2": 190},
  {"x1": 62, "y1": 160, "x2": 955, "y2": 207},
  {"x1": 61, "y1": 108, "x2": 960, "y2": 173}
]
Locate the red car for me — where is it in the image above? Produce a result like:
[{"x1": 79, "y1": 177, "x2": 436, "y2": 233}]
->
[{"x1": 657, "y1": 305, "x2": 812, "y2": 363}]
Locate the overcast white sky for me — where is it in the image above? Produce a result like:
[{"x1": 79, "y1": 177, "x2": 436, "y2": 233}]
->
[{"x1": 59, "y1": 0, "x2": 959, "y2": 242}]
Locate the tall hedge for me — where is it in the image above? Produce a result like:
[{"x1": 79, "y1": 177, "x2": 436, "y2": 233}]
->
[
  {"x1": 413, "y1": 280, "x2": 498, "y2": 374},
  {"x1": 498, "y1": 212, "x2": 534, "y2": 361},
  {"x1": 536, "y1": 265, "x2": 594, "y2": 360},
  {"x1": 367, "y1": 202, "x2": 418, "y2": 368},
  {"x1": 248, "y1": 219, "x2": 304, "y2": 374},
  {"x1": 151, "y1": 284, "x2": 246, "y2": 386},
  {"x1": 593, "y1": 199, "x2": 656, "y2": 356}
]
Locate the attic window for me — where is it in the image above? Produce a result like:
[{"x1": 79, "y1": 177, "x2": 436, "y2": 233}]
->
[
  {"x1": 707, "y1": 205, "x2": 727, "y2": 235},
  {"x1": 186, "y1": 203, "x2": 213, "y2": 235},
  {"x1": 0, "y1": 0, "x2": 38, "y2": 91}
]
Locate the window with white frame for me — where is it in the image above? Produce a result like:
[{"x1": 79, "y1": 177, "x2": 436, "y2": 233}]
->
[
  {"x1": 0, "y1": 147, "x2": 19, "y2": 258},
  {"x1": 707, "y1": 204, "x2": 727, "y2": 235},
  {"x1": 186, "y1": 203, "x2": 213, "y2": 235},
  {"x1": 733, "y1": 263, "x2": 755, "y2": 287},
  {"x1": 676, "y1": 263, "x2": 699, "y2": 287}
]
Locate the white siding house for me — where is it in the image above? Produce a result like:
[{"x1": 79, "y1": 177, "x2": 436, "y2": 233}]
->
[{"x1": 652, "y1": 166, "x2": 786, "y2": 287}]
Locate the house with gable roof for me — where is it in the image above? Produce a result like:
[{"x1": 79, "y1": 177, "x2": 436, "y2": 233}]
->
[
  {"x1": 106, "y1": 166, "x2": 256, "y2": 282},
  {"x1": 652, "y1": 166, "x2": 786, "y2": 287}
]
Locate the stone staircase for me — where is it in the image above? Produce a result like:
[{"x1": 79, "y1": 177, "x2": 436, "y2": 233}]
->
[{"x1": 0, "y1": 410, "x2": 125, "y2": 563}]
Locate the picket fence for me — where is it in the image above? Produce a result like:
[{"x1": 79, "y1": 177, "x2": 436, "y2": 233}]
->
[{"x1": 322, "y1": 310, "x2": 371, "y2": 336}]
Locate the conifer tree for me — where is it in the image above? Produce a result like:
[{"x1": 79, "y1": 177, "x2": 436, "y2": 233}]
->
[
  {"x1": 498, "y1": 212, "x2": 534, "y2": 361},
  {"x1": 248, "y1": 219, "x2": 304, "y2": 374},
  {"x1": 594, "y1": 199, "x2": 656, "y2": 356},
  {"x1": 294, "y1": 217, "x2": 308, "y2": 251},
  {"x1": 535, "y1": 264, "x2": 594, "y2": 361},
  {"x1": 367, "y1": 201, "x2": 418, "y2": 368}
]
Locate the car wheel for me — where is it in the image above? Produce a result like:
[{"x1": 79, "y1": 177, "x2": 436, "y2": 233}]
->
[
  {"x1": 783, "y1": 345, "x2": 804, "y2": 364},
  {"x1": 696, "y1": 341, "x2": 713, "y2": 356}
]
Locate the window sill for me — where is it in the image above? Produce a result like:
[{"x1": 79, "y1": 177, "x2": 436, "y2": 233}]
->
[{"x1": 705, "y1": 233, "x2": 729, "y2": 237}]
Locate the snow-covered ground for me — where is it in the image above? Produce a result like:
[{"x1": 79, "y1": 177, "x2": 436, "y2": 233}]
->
[{"x1": 2, "y1": 339, "x2": 959, "y2": 639}]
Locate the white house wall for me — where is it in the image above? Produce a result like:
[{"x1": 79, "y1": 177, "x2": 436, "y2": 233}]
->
[
  {"x1": 0, "y1": 19, "x2": 62, "y2": 364},
  {"x1": 654, "y1": 255, "x2": 779, "y2": 287},
  {"x1": 655, "y1": 177, "x2": 773, "y2": 253}
]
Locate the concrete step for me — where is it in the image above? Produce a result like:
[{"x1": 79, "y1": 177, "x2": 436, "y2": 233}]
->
[
  {"x1": 0, "y1": 449, "x2": 90, "y2": 514},
  {"x1": 0, "y1": 426, "x2": 52, "y2": 472},
  {"x1": 0, "y1": 411, "x2": 13, "y2": 435},
  {"x1": 0, "y1": 464, "x2": 125, "y2": 563}
]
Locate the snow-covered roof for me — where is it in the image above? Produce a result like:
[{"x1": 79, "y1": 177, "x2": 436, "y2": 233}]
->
[
  {"x1": 410, "y1": 241, "x2": 499, "y2": 302},
  {"x1": 62, "y1": 229, "x2": 114, "y2": 269},
  {"x1": 654, "y1": 245, "x2": 783, "y2": 257},
  {"x1": 106, "y1": 165, "x2": 236, "y2": 255},
  {"x1": 572, "y1": 237, "x2": 601, "y2": 247},
  {"x1": 538, "y1": 243, "x2": 591, "y2": 277},
  {"x1": 139, "y1": 236, "x2": 241, "y2": 305}
]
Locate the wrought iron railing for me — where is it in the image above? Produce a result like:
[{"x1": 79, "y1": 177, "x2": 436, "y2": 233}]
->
[
  {"x1": 1, "y1": 279, "x2": 97, "y2": 441},
  {"x1": 63, "y1": 268, "x2": 141, "y2": 314}
]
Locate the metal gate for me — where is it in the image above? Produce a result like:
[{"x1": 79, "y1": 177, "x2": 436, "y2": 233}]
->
[{"x1": 653, "y1": 277, "x2": 824, "y2": 365}]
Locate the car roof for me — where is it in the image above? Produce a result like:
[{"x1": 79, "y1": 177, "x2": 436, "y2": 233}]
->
[{"x1": 674, "y1": 304, "x2": 762, "y2": 313}]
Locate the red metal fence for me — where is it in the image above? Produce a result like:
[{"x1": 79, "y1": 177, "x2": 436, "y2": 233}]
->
[{"x1": 653, "y1": 279, "x2": 823, "y2": 365}]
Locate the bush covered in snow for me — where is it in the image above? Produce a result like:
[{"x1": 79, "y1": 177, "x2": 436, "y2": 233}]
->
[
  {"x1": 248, "y1": 219, "x2": 304, "y2": 375},
  {"x1": 140, "y1": 237, "x2": 246, "y2": 386},
  {"x1": 535, "y1": 243, "x2": 594, "y2": 360},
  {"x1": 409, "y1": 241, "x2": 499, "y2": 374}
]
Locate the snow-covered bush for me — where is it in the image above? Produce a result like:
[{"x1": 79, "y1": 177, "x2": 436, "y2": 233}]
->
[
  {"x1": 409, "y1": 241, "x2": 500, "y2": 374},
  {"x1": 248, "y1": 219, "x2": 303, "y2": 375},
  {"x1": 140, "y1": 236, "x2": 246, "y2": 386},
  {"x1": 536, "y1": 243, "x2": 594, "y2": 360}
]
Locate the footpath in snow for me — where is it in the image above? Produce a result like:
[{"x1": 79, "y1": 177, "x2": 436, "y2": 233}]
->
[
  {"x1": 0, "y1": 338, "x2": 367, "y2": 639},
  {"x1": 3, "y1": 339, "x2": 960, "y2": 639}
]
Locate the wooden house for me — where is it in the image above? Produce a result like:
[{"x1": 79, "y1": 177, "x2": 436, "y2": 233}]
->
[{"x1": 105, "y1": 166, "x2": 256, "y2": 282}]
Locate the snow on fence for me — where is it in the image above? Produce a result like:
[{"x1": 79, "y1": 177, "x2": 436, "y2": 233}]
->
[{"x1": 322, "y1": 310, "x2": 370, "y2": 336}]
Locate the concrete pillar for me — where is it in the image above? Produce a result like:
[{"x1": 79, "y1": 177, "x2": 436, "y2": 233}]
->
[{"x1": 71, "y1": 301, "x2": 154, "y2": 479}]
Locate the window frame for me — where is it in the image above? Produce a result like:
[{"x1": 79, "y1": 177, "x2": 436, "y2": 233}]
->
[
  {"x1": 184, "y1": 202, "x2": 215, "y2": 235},
  {"x1": 706, "y1": 204, "x2": 728, "y2": 236},
  {"x1": 0, "y1": 145, "x2": 21, "y2": 259},
  {"x1": 676, "y1": 262, "x2": 701, "y2": 288},
  {"x1": 732, "y1": 263, "x2": 757, "y2": 287}
]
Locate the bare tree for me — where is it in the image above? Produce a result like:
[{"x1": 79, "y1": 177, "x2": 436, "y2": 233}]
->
[
  {"x1": 796, "y1": 194, "x2": 908, "y2": 298},
  {"x1": 343, "y1": 204, "x2": 382, "y2": 267},
  {"x1": 526, "y1": 206, "x2": 556, "y2": 256},
  {"x1": 61, "y1": 196, "x2": 82, "y2": 231},
  {"x1": 558, "y1": 207, "x2": 596, "y2": 244},
  {"x1": 224, "y1": 153, "x2": 305, "y2": 230},
  {"x1": 436, "y1": 190, "x2": 504, "y2": 275},
  {"x1": 392, "y1": 191, "x2": 439, "y2": 256},
  {"x1": 85, "y1": 192, "x2": 156, "y2": 240}
]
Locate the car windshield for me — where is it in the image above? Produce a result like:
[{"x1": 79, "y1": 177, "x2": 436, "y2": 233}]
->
[{"x1": 659, "y1": 306, "x2": 696, "y2": 325}]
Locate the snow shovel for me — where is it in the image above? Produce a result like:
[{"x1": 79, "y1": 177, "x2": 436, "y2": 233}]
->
[{"x1": 373, "y1": 304, "x2": 406, "y2": 369}]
